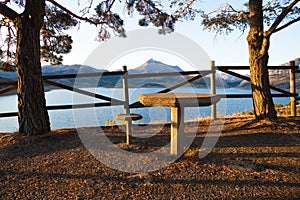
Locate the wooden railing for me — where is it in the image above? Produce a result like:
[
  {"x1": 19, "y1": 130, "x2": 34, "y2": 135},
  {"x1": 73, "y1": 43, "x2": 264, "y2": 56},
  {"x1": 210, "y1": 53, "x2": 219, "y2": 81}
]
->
[
  {"x1": 0, "y1": 68, "x2": 210, "y2": 118},
  {"x1": 0, "y1": 61, "x2": 299, "y2": 119},
  {"x1": 211, "y1": 60, "x2": 299, "y2": 117}
]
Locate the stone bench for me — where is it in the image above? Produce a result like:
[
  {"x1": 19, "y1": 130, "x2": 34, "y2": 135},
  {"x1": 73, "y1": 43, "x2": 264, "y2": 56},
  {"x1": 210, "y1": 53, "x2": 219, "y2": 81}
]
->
[{"x1": 138, "y1": 92, "x2": 221, "y2": 155}]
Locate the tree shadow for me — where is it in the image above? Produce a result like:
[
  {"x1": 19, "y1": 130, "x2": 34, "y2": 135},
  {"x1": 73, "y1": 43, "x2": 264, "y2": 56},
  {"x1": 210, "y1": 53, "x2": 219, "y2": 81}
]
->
[
  {"x1": 220, "y1": 117, "x2": 300, "y2": 136},
  {"x1": 1, "y1": 118, "x2": 300, "y2": 199},
  {"x1": 1, "y1": 169, "x2": 299, "y2": 188},
  {"x1": 0, "y1": 129, "x2": 83, "y2": 162},
  {"x1": 1, "y1": 117, "x2": 299, "y2": 161}
]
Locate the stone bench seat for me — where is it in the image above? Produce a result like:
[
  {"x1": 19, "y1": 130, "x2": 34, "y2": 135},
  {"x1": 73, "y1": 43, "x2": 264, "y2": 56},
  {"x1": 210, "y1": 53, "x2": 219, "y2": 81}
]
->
[{"x1": 115, "y1": 113, "x2": 143, "y2": 121}]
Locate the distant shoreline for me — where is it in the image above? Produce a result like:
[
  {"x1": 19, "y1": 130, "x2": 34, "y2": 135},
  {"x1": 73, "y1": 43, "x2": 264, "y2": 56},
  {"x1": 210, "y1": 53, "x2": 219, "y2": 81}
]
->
[{"x1": 1, "y1": 85, "x2": 251, "y2": 97}]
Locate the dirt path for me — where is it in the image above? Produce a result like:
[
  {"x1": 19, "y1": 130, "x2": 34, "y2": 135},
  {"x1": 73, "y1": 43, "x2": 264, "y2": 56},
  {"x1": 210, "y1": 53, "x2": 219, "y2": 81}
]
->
[{"x1": 0, "y1": 117, "x2": 300, "y2": 199}]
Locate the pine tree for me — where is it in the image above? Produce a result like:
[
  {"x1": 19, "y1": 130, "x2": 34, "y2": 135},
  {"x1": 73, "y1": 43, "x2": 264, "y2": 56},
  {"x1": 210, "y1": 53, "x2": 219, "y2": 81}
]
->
[
  {"x1": 200, "y1": 0, "x2": 300, "y2": 120},
  {"x1": 0, "y1": 0, "x2": 195, "y2": 135}
]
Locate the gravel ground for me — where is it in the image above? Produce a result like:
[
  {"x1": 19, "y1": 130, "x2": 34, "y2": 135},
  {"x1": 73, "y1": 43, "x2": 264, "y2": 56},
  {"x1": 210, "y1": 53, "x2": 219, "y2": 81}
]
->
[{"x1": 0, "y1": 117, "x2": 300, "y2": 199}]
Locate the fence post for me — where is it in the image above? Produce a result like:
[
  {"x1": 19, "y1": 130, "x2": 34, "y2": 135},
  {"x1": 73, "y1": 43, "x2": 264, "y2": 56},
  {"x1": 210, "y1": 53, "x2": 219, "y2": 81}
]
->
[
  {"x1": 290, "y1": 61, "x2": 296, "y2": 117},
  {"x1": 122, "y1": 65, "x2": 132, "y2": 144},
  {"x1": 210, "y1": 60, "x2": 216, "y2": 120}
]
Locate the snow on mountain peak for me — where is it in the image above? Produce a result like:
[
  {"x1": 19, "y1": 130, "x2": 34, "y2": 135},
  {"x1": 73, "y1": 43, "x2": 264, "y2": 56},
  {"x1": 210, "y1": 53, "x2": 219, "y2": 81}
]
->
[{"x1": 130, "y1": 59, "x2": 183, "y2": 73}]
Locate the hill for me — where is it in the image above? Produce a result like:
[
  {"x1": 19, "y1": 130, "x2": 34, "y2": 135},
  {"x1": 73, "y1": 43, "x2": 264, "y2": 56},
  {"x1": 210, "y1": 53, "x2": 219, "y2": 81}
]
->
[
  {"x1": 125, "y1": 59, "x2": 189, "y2": 88},
  {"x1": 269, "y1": 58, "x2": 300, "y2": 89},
  {"x1": 41, "y1": 64, "x2": 118, "y2": 88},
  {"x1": 0, "y1": 58, "x2": 299, "y2": 90},
  {"x1": 130, "y1": 59, "x2": 182, "y2": 74},
  {"x1": 0, "y1": 59, "x2": 240, "y2": 89},
  {"x1": 236, "y1": 58, "x2": 300, "y2": 90},
  {"x1": 127, "y1": 59, "x2": 245, "y2": 88},
  {"x1": 0, "y1": 64, "x2": 119, "y2": 89},
  {"x1": 0, "y1": 77, "x2": 14, "y2": 91}
]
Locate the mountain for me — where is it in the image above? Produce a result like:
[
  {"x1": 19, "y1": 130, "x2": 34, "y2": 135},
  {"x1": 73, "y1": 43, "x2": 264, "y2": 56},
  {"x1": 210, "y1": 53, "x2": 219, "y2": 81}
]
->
[
  {"x1": 1, "y1": 58, "x2": 299, "y2": 91},
  {"x1": 42, "y1": 64, "x2": 104, "y2": 74},
  {"x1": 129, "y1": 59, "x2": 183, "y2": 74},
  {"x1": 279, "y1": 58, "x2": 300, "y2": 66},
  {"x1": 126, "y1": 59, "x2": 246, "y2": 88},
  {"x1": 0, "y1": 76, "x2": 13, "y2": 85},
  {"x1": 234, "y1": 58, "x2": 300, "y2": 89},
  {"x1": 216, "y1": 72, "x2": 245, "y2": 88},
  {"x1": 41, "y1": 64, "x2": 115, "y2": 88},
  {"x1": 0, "y1": 64, "x2": 106, "y2": 80},
  {"x1": 0, "y1": 60, "x2": 254, "y2": 89},
  {"x1": 269, "y1": 58, "x2": 300, "y2": 89},
  {"x1": 125, "y1": 59, "x2": 188, "y2": 88},
  {"x1": 0, "y1": 64, "x2": 118, "y2": 93},
  {"x1": 0, "y1": 64, "x2": 115, "y2": 87}
]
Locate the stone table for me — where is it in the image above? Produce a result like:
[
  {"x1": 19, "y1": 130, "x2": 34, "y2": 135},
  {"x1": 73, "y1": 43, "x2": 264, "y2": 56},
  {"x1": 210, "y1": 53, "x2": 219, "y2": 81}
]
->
[{"x1": 138, "y1": 93, "x2": 221, "y2": 155}]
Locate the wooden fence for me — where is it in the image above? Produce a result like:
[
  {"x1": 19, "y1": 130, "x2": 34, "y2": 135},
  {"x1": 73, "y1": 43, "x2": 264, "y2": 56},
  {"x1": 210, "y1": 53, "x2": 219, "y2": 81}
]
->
[
  {"x1": 0, "y1": 61, "x2": 299, "y2": 120},
  {"x1": 212, "y1": 60, "x2": 299, "y2": 117}
]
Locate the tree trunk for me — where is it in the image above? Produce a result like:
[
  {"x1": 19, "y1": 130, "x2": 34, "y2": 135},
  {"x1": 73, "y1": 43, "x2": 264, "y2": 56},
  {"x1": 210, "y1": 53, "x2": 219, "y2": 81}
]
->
[
  {"x1": 247, "y1": 0, "x2": 277, "y2": 120},
  {"x1": 14, "y1": 0, "x2": 50, "y2": 135}
]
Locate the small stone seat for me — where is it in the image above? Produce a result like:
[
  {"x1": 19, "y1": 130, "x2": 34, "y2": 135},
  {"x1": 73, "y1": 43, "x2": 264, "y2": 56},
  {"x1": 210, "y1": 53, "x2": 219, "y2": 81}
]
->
[{"x1": 115, "y1": 113, "x2": 143, "y2": 121}]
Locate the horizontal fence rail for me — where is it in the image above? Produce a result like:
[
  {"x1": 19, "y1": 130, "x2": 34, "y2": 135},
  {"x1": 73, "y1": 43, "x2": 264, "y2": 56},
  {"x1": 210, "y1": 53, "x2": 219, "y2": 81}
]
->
[
  {"x1": 217, "y1": 65, "x2": 298, "y2": 70},
  {"x1": 0, "y1": 62, "x2": 299, "y2": 119},
  {"x1": 214, "y1": 61, "x2": 299, "y2": 117},
  {"x1": 218, "y1": 68, "x2": 296, "y2": 96}
]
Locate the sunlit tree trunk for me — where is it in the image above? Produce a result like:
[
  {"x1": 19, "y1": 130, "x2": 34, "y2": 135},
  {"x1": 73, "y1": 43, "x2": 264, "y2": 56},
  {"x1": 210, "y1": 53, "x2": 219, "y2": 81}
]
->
[
  {"x1": 15, "y1": 0, "x2": 50, "y2": 135},
  {"x1": 247, "y1": 0, "x2": 277, "y2": 120}
]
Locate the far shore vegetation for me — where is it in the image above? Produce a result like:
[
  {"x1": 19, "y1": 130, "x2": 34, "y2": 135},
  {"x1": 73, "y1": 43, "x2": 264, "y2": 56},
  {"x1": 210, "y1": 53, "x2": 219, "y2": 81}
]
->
[{"x1": 240, "y1": 100, "x2": 300, "y2": 117}]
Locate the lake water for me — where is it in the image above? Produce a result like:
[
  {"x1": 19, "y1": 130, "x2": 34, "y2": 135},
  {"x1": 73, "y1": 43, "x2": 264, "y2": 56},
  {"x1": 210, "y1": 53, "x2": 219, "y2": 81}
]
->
[{"x1": 0, "y1": 87, "x2": 291, "y2": 132}]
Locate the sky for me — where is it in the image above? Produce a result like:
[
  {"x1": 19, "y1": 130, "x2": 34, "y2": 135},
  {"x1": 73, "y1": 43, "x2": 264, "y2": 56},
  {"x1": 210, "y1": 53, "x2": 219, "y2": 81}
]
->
[{"x1": 57, "y1": 0, "x2": 300, "y2": 70}]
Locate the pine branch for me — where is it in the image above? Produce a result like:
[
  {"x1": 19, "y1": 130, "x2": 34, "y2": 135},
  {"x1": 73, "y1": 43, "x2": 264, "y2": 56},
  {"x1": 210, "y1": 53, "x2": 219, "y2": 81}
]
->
[
  {"x1": 266, "y1": 0, "x2": 300, "y2": 36},
  {"x1": 226, "y1": 3, "x2": 238, "y2": 13},
  {"x1": 1, "y1": 0, "x2": 10, "y2": 5},
  {"x1": 46, "y1": 0, "x2": 100, "y2": 26},
  {"x1": 273, "y1": 16, "x2": 300, "y2": 33},
  {"x1": 143, "y1": 0, "x2": 164, "y2": 15},
  {"x1": 173, "y1": 0, "x2": 196, "y2": 19},
  {"x1": 107, "y1": 0, "x2": 115, "y2": 11},
  {"x1": 80, "y1": 0, "x2": 94, "y2": 14},
  {"x1": 0, "y1": 2, "x2": 19, "y2": 20}
]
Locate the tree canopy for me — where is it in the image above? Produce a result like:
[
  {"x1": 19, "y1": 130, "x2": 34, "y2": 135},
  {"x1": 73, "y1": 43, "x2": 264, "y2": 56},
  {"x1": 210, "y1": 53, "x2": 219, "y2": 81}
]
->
[
  {"x1": 200, "y1": 0, "x2": 300, "y2": 120},
  {"x1": 201, "y1": 1, "x2": 300, "y2": 38},
  {"x1": 0, "y1": 0, "x2": 197, "y2": 67},
  {"x1": 0, "y1": 0, "x2": 198, "y2": 135}
]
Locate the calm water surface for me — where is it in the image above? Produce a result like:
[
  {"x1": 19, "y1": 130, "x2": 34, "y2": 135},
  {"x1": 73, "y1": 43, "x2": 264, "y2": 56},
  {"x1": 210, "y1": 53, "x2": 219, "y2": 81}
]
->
[{"x1": 0, "y1": 87, "x2": 290, "y2": 132}]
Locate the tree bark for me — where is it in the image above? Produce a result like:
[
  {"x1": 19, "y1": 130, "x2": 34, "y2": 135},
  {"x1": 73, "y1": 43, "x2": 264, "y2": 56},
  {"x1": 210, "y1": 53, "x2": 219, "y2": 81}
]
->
[
  {"x1": 247, "y1": 0, "x2": 277, "y2": 120},
  {"x1": 14, "y1": 0, "x2": 50, "y2": 135}
]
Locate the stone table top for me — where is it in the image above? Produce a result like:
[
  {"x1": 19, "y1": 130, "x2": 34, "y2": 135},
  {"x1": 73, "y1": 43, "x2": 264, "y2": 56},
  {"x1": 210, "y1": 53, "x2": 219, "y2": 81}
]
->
[{"x1": 138, "y1": 93, "x2": 221, "y2": 107}]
